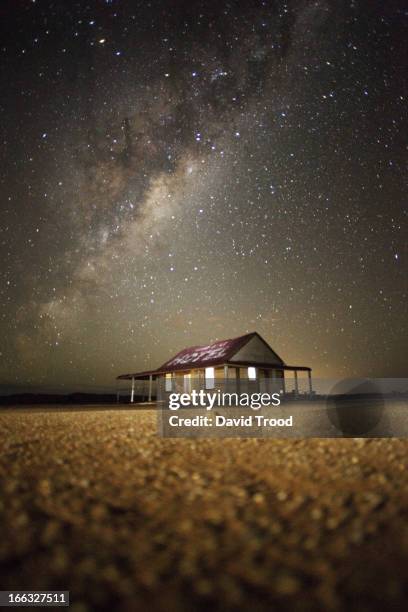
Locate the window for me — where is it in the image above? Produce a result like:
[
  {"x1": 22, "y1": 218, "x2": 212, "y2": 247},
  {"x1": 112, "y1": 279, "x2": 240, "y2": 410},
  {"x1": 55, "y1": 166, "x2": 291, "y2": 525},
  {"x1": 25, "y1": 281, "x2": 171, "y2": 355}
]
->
[
  {"x1": 184, "y1": 373, "x2": 191, "y2": 393},
  {"x1": 165, "y1": 373, "x2": 172, "y2": 392},
  {"x1": 205, "y1": 367, "x2": 215, "y2": 389},
  {"x1": 248, "y1": 367, "x2": 257, "y2": 380}
]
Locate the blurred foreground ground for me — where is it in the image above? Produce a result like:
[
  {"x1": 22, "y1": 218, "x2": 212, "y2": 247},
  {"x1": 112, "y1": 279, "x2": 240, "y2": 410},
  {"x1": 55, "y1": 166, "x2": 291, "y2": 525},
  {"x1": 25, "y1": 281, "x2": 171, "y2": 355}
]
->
[{"x1": 0, "y1": 407, "x2": 407, "y2": 611}]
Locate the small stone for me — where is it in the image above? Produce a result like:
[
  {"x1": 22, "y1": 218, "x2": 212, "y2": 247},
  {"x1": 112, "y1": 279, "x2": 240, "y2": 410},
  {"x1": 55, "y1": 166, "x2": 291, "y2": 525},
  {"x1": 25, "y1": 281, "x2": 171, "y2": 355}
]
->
[{"x1": 275, "y1": 574, "x2": 300, "y2": 595}]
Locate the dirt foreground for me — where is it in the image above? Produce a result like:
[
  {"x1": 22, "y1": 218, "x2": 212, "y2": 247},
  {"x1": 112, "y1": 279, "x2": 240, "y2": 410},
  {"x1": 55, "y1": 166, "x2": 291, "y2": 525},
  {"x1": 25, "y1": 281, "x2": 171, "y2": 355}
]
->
[{"x1": 0, "y1": 407, "x2": 407, "y2": 611}]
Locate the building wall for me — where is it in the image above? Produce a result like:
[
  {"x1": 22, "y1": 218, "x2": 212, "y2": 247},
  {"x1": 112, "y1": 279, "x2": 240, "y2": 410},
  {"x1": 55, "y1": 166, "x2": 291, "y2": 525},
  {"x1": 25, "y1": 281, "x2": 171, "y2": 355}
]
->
[
  {"x1": 157, "y1": 364, "x2": 286, "y2": 400},
  {"x1": 229, "y1": 335, "x2": 283, "y2": 365}
]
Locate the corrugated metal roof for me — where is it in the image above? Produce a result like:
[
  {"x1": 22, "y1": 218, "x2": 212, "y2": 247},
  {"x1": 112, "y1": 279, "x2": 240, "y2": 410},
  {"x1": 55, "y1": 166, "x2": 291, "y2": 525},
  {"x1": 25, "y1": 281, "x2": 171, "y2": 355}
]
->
[
  {"x1": 116, "y1": 332, "x2": 310, "y2": 380},
  {"x1": 117, "y1": 333, "x2": 256, "y2": 380},
  {"x1": 158, "y1": 332, "x2": 256, "y2": 370},
  {"x1": 117, "y1": 332, "x2": 258, "y2": 380}
]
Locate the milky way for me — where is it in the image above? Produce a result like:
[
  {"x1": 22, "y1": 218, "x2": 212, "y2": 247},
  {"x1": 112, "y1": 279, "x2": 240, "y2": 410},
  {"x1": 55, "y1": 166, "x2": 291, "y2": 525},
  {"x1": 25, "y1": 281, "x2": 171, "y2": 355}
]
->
[{"x1": 0, "y1": 0, "x2": 406, "y2": 391}]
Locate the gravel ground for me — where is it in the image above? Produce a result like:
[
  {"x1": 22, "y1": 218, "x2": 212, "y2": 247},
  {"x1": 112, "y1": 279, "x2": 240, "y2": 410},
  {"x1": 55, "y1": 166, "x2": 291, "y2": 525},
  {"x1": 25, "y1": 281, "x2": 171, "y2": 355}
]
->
[{"x1": 0, "y1": 407, "x2": 407, "y2": 611}]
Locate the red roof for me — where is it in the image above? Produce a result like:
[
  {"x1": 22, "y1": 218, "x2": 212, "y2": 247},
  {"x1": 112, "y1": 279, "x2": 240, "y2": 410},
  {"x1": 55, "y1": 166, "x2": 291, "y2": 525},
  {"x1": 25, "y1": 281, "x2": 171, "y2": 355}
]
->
[
  {"x1": 117, "y1": 332, "x2": 309, "y2": 380},
  {"x1": 117, "y1": 333, "x2": 256, "y2": 379},
  {"x1": 158, "y1": 332, "x2": 256, "y2": 371}
]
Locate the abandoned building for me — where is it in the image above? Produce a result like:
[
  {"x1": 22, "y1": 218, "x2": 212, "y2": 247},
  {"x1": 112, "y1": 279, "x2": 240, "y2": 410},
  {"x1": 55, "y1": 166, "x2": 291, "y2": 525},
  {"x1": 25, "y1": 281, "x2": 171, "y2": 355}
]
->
[{"x1": 116, "y1": 332, "x2": 312, "y2": 402}]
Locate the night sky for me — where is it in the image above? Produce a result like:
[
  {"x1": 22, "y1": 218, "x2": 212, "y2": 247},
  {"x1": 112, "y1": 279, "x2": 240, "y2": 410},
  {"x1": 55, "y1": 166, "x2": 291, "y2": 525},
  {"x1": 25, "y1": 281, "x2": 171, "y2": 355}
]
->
[{"x1": 0, "y1": 0, "x2": 406, "y2": 391}]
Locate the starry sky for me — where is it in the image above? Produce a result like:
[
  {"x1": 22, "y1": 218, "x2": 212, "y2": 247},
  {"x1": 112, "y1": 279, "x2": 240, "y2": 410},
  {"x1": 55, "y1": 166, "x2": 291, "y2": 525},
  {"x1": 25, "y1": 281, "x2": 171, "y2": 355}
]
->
[{"x1": 0, "y1": 0, "x2": 406, "y2": 392}]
